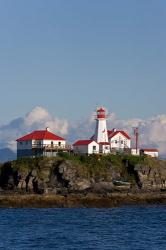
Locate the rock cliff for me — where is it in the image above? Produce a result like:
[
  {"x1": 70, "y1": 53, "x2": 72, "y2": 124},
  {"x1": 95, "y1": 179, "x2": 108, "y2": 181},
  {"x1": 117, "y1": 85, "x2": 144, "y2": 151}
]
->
[{"x1": 0, "y1": 155, "x2": 166, "y2": 195}]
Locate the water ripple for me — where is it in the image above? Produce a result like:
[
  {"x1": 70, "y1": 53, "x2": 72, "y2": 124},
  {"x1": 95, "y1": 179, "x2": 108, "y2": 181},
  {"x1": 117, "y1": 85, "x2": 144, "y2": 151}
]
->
[{"x1": 0, "y1": 206, "x2": 165, "y2": 250}]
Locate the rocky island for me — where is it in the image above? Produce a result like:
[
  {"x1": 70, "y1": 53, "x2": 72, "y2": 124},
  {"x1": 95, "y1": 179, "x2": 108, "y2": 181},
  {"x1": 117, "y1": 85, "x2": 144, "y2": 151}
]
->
[{"x1": 0, "y1": 154, "x2": 166, "y2": 208}]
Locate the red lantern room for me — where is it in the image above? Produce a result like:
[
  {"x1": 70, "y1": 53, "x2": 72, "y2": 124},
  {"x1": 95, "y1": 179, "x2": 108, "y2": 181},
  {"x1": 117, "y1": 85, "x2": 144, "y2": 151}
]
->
[{"x1": 96, "y1": 107, "x2": 106, "y2": 119}]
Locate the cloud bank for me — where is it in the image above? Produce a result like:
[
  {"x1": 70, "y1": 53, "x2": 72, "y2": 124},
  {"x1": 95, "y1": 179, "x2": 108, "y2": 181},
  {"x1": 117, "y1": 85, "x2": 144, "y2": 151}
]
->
[
  {"x1": 0, "y1": 106, "x2": 68, "y2": 151},
  {"x1": 68, "y1": 112, "x2": 166, "y2": 157},
  {"x1": 0, "y1": 106, "x2": 166, "y2": 156}
]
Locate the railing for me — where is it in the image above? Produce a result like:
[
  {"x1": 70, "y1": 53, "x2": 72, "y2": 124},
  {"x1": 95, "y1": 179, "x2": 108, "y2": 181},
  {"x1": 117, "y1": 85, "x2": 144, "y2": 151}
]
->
[{"x1": 32, "y1": 144, "x2": 71, "y2": 150}]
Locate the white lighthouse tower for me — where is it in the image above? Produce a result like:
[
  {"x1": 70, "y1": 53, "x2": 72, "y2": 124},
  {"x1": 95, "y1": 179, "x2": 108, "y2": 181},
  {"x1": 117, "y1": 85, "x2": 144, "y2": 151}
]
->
[{"x1": 93, "y1": 107, "x2": 108, "y2": 143}]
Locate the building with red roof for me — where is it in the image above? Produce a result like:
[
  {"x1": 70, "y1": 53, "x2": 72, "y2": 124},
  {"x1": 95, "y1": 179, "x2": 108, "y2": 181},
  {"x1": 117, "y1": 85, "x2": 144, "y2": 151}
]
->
[
  {"x1": 73, "y1": 140, "x2": 99, "y2": 155},
  {"x1": 107, "y1": 129, "x2": 131, "y2": 152},
  {"x1": 73, "y1": 140, "x2": 111, "y2": 155},
  {"x1": 16, "y1": 127, "x2": 66, "y2": 158},
  {"x1": 99, "y1": 142, "x2": 111, "y2": 154},
  {"x1": 140, "y1": 148, "x2": 159, "y2": 158},
  {"x1": 88, "y1": 106, "x2": 131, "y2": 154}
]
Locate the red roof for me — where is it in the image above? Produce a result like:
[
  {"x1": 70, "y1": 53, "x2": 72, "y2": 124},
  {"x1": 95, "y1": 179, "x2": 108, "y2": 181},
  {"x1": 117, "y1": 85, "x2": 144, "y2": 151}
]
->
[
  {"x1": 141, "y1": 148, "x2": 158, "y2": 152},
  {"x1": 108, "y1": 130, "x2": 131, "y2": 140},
  {"x1": 73, "y1": 140, "x2": 95, "y2": 146},
  {"x1": 99, "y1": 142, "x2": 110, "y2": 145},
  {"x1": 97, "y1": 107, "x2": 105, "y2": 112},
  {"x1": 17, "y1": 130, "x2": 65, "y2": 142}
]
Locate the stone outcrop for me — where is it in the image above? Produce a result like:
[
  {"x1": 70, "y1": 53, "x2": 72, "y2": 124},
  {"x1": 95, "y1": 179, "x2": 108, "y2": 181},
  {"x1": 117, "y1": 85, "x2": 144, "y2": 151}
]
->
[
  {"x1": 0, "y1": 156, "x2": 166, "y2": 195},
  {"x1": 135, "y1": 162, "x2": 166, "y2": 190}
]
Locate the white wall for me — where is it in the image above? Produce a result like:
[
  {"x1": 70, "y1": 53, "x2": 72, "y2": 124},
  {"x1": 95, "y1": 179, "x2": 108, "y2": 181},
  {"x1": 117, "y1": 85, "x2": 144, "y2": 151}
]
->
[
  {"x1": 18, "y1": 139, "x2": 66, "y2": 150},
  {"x1": 144, "y1": 151, "x2": 159, "y2": 158},
  {"x1": 88, "y1": 142, "x2": 99, "y2": 154},
  {"x1": 99, "y1": 145, "x2": 110, "y2": 154},
  {"x1": 42, "y1": 139, "x2": 66, "y2": 147},
  {"x1": 32, "y1": 139, "x2": 66, "y2": 147},
  {"x1": 131, "y1": 149, "x2": 140, "y2": 156},
  {"x1": 93, "y1": 119, "x2": 108, "y2": 143},
  {"x1": 73, "y1": 141, "x2": 99, "y2": 154}
]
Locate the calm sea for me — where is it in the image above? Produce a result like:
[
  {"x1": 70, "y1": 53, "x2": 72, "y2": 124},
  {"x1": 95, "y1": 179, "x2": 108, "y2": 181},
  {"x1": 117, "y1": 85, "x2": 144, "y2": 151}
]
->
[{"x1": 0, "y1": 206, "x2": 165, "y2": 250}]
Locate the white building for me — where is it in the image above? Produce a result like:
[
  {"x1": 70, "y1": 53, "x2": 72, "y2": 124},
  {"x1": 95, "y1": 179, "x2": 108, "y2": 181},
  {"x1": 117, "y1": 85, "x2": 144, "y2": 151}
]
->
[
  {"x1": 16, "y1": 128, "x2": 66, "y2": 158},
  {"x1": 99, "y1": 142, "x2": 110, "y2": 154},
  {"x1": 72, "y1": 106, "x2": 134, "y2": 156},
  {"x1": 73, "y1": 140, "x2": 99, "y2": 155},
  {"x1": 93, "y1": 107, "x2": 108, "y2": 143},
  {"x1": 108, "y1": 129, "x2": 131, "y2": 152},
  {"x1": 131, "y1": 148, "x2": 140, "y2": 156},
  {"x1": 140, "y1": 148, "x2": 159, "y2": 158}
]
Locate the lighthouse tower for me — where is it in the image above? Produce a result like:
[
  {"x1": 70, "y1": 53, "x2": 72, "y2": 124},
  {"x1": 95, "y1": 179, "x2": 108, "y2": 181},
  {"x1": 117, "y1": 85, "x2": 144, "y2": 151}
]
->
[{"x1": 93, "y1": 107, "x2": 108, "y2": 143}]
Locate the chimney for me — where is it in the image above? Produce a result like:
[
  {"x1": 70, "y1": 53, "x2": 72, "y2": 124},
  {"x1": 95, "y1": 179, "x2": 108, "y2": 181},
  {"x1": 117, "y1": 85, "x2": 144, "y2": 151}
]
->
[{"x1": 46, "y1": 127, "x2": 50, "y2": 132}]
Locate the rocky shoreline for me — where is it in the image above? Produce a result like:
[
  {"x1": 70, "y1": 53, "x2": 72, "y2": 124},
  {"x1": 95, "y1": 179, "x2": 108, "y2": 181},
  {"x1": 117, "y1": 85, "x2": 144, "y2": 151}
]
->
[
  {"x1": 0, "y1": 192, "x2": 165, "y2": 208},
  {"x1": 0, "y1": 155, "x2": 166, "y2": 208}
]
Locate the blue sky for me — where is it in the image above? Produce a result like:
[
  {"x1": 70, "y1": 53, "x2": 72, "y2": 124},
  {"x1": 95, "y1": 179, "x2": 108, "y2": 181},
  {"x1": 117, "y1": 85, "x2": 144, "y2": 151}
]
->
[{"x1": 0, "y1": 0, "x2": 166, "y2": 123}]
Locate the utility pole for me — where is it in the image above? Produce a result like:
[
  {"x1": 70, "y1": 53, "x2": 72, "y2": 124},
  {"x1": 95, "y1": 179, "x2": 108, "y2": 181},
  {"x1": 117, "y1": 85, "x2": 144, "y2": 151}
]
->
[{"x1": 134, "y1": 127, "x2": 139, "y2": 154}]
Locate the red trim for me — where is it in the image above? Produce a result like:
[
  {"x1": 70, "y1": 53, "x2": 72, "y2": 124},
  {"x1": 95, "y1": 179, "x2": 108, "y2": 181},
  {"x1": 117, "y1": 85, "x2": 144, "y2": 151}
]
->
[
  {"x1": 73, "y1": 140, "x2": 94, "y2": 146},
  {"x1": 99, "y1": 142, "x2": 110, "y2": 145},
  {"x1": 96, "y1": 107, "x2": 106, "y2": 119},
  {"x1": 108, "y1": 130, "x2": 131, "y2": 140},
  {"x1": 141, "y1": 148, "x2": 158, "y2": 152},
  {"x1": 17, "y1": 130, "x2": 65, "y2": 141},
  {"x1": 97, "y1": 114, "x2": 106, "y2": 119}
]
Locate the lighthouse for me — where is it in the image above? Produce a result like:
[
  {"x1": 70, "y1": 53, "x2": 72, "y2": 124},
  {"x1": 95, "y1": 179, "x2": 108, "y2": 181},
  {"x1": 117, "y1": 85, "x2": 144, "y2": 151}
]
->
[{"x1": 93, "y1": 107, "x2": 108, "y2": 143}]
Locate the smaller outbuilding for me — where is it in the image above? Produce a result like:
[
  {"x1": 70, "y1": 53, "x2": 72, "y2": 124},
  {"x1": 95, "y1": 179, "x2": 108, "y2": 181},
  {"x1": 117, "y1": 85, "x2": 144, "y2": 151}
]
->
[
  {"x1": 99, "y1": 142, "x2": 110, "y2": 154},
  {"x1": 131, "y1": 148, "x2": 140, "y2": 156},
  {"x1": 140, "y1": 148, "x2": 159, "y2": 158},
  {"x1": 73, "y1": 140, "x2": 99, "y2": 155}
]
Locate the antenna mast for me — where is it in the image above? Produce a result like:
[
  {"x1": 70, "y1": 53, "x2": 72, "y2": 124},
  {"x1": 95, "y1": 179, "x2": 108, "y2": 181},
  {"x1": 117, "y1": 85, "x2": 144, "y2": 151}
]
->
[{"x1": 134, "y1": 128, "x2": 139, "y2": 154}]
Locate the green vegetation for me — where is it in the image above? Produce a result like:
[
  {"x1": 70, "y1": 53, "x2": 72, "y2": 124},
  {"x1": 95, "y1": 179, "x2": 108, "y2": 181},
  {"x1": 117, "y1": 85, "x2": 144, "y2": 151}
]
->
[{"x1": 0, "y1": 153, "x2": 164, "y2": 189}]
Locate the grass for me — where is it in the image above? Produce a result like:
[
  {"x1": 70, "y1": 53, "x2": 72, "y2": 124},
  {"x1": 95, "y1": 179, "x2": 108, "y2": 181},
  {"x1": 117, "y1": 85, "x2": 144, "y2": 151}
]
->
[{"x1": 0, "y1": 153, "x2": 164, "y2": 188}]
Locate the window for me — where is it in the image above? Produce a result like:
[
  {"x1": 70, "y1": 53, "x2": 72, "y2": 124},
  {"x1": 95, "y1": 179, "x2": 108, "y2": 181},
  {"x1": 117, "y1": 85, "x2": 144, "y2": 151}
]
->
[
  {"x1": 115, "y1": 140, "x2": 117, "y2": 144},
  {"x1": 58, "y1": 142, "x2": 61, "y2": 146},
  {"x1": 93, "y1": 146, "x2": 96, "y2": 150},
  {"x1": 121, "y1": 141, "x2": 123, "y2": 144}
]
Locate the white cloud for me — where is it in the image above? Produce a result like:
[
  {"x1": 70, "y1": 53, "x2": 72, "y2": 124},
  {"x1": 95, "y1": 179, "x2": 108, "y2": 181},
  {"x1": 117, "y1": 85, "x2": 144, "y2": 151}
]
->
[
  {"x1": 24, "y1": 106, "x2": 51, "y2": 127},
  {"x1": 0, "y1": 106, "x2": 166, "y2": 157},
  {"x1": 0, "y1": 106, "x2": 69, "y2": 151},
  {"x1": 23, "y1": 106, "x2": 69, "y2": 135}
]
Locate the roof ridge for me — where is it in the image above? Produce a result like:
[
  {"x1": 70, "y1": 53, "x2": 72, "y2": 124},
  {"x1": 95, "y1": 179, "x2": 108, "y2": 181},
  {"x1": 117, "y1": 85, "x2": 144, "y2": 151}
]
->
[{"x1": 16, "y1": 130, "x2": 65, "y2": 141}]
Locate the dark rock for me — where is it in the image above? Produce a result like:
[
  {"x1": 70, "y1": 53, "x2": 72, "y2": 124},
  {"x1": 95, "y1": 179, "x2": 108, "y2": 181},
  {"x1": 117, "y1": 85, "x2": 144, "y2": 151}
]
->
[
  {"x1": 70, "y1": 179, "x2": 91, "y2": 191},
  {"x1": 92, "y1": 182, "x2": 114, "y2": 193},
  {"x1": 0, "y1": 157, "x2": 166, "y2": 196}
]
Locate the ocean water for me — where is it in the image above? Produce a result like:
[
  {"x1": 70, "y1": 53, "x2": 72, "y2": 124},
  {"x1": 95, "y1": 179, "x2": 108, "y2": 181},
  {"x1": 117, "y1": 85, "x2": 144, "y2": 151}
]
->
[{"x1": 0, "y1": 206, "x2": 165, "y2": 250}]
